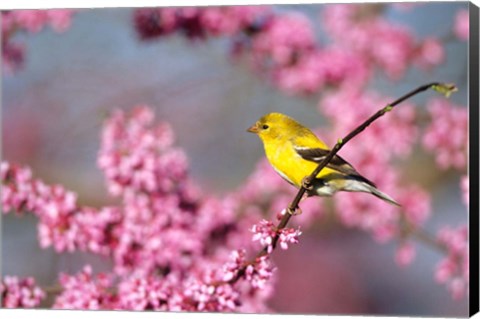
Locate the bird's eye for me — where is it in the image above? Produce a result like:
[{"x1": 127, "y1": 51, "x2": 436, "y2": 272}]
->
[{"x1": 262, "y1": 124, "x2": 269, "y2": 130}]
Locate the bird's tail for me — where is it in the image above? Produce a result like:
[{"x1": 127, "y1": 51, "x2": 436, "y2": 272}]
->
[{"x1": 344, "y1": 180, "x2": 401, "y2": 206}]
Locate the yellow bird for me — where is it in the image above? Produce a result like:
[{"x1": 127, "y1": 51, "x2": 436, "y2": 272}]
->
[{"x1": 247, "y1": 112, "x2": 400, "y2": 212}]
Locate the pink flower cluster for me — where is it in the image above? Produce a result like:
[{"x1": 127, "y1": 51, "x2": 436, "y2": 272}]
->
[
  {"x1": 97, "y1": 106, "x2": 187, "y2": 198},
  {"x1": 132, "y1": 7, "x2": 358, "y2": 95},
  {"x1": 322, "y1": 4, "x2": 444, "y2": 79},
  {"x1": 133, "y1": 5, "x2": 448, "y2": 95},
  {"x1": 134, "y1": 6, "x2": 270, "y2": 40},
  {"x1": 454, "y1": 9, "x2": 469, "y2": 41},
  {"x1": 435, "y1": 225, "x2": 469, "y2": 299},
  {"x1": 251, "y1": 219, "x2": 301, "y2": 253},
  {"x1": 54, "y1": 265, "x2": 116, "y2": 309},
  {"x1": 1, "y1": 161, "x2": 121, "y2": 253},
  {"x1": 52, "y1": 257, "x2": 272, "y2": 311},
  {"x1": 3, "y1": 105, "x2": 279, "y2": 311},
  {"x1": 422, "y1": 98, "x2": 468, "y2": 170},
  {"x1": 395, "y1": 241, "x2": 416, "y2": 267},
  {"x1": 320, "y1": 88, "x2": 418, "y2": 161},
  {"x1": 0, "y1": 276, "x2": 45, "y2": 308},
  {"x1": 2, "y1": 9, "x2": 74, "y2": 73}
]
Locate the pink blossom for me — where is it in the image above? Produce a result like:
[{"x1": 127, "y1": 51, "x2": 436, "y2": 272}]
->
[
  {"x1": 251, "y1": 219, "x2": 301, "y2": 253},
  {"x1": 454, "y1": 9, "x2": 469, "y2": 41},
  {"x1": 46, "y1": 9, "x2": 75, "y2": 32},
  {"x1": 244, "y1": 255, "x2": 275, "y2": 289},
  {"x1": 395, "y1": 241, "x2": 416, "y2": 267},
  {"x1": 200, "y1": 6, "x2": 270, "y2": 36},
  {"x1": 72, "y1": 207, "x2": 123, "y2": 255},
  {"x1": 422, "y1": 98, "x2": 468, "y2": 170},
  {"x1": 274, "y1": 49, "x2": 370, "y2": 95},
  {"x1": 117, "y1": 274, "x2": 180, "y2": 310},
  {"x1": 0, "y1": 276, "x2": 45, "y2": 308},
  {"x1": 1, "y1": 10, "x2": 75, "y2": 73},
  {"x1": 2, "y1": 41, "x2": 25, "y2": 74},
  {"x1": 222, "y1": 250, "x2": 248, "y2": 282},
  {"x1": 134, "y1": 6, "x2": 270, "y2": 41},
  {"x1": 11, "y1": 10, "x2": 49, "y2": 33},
  {"x1": 391, "y1": 3, "x2": 421, "y2": 11},
  {"x1": 320, "y1": 88, "x2": 418, "y2": 160},
  {"x1": 182, "y1": 277, "x2": 240, "y2": 312},
  {"x1": 369, "y1": 21, "x2": 416, "y2": 79},
  {"x1": 415, "y1": 37, "x2": 445, "y2": 69},
  {"x1": 277, "y1": 227, "x2": 302, "y2": 250},
  {"x1": 1, "y1": 161, "x2": 124, "y2": 254},
  {"x1": 334, "y1": 191, "x2": 399, "y2": 242},
  {"x1": 98, "y1": 106, "x2": 187, "y2": 197},
  {"x1": 1, "y1": 162, "x2": 35, "y2": 214},
  {"x1": 398, "y1": 186, "x2": 431, "y2": 227},
  {"x1": 133, "y1": 8, "x2": 180, "y2": 40},
  {"x1": 251, "y1": 13, "x2": 315, "y2": 67},
  {"x1": 54, "y1": 265, "x2": 116, "y2": 309},
  {"x1": 435, "y1": 225, "x2": 468, "y2": 299},
  {"x1": 321, "y1": 4, "x2": 438, "y2": 79},
  {"x1": 251, "y1": 219, "x2": 277, "y2": 253}
]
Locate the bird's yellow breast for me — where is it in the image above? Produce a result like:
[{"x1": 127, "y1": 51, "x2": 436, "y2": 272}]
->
[{"x1": 263, "y1": 138, "x2": 335, "y2": 187}]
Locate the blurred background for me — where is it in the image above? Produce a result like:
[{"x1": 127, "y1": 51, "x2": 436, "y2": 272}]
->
[{"x1": 2, "y1": 3, "x2": 469, "y2": 316}]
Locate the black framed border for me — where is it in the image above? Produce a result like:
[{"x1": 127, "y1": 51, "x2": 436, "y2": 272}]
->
[{"x1": 469, "y1": 1, "x2": 480, "y2": 317}]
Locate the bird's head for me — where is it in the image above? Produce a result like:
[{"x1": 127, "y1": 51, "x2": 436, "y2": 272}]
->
[{"x1": 247, "y1": 112, "x2": 302, "y2": 141}]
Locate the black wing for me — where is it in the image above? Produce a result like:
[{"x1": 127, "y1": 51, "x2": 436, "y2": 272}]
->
[{"x1": 294, "y1": 147, "x2": 377, "y2": 187}]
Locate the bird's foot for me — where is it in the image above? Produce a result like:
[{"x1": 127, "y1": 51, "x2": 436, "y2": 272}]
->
[
  {"x1": 286, "y1": 206, "x2": 302, "y2": 216},
  {"x1": 301, "y1": 177, "x2": 313, "y2": 191}
]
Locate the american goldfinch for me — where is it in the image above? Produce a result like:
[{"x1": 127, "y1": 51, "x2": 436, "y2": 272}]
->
[{"x1": 247, "y1": 112, "x2": 400, "y2": 207}]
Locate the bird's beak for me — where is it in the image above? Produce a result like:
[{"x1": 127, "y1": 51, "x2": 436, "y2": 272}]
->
[{"x1": 247, "y1": 124, "x2": 259, "y2": 133}]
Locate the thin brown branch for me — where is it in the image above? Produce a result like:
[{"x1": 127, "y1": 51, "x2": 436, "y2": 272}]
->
[
  {"x1": 411, "y1": 228, "x2": 449, "y2": 254},
  {"x1": 399, "y1": 215, "x2": 448, "y2": 254}
]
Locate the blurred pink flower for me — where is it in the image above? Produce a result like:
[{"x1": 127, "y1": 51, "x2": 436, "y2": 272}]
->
[
  {"x1": 133, "y1": 8, "x2": 181, "y2": 40},
  {"x1": 2, "y1": 41, "x2": 25, "y2": 74},
  {"x1": 422, "y1": 98, "x2": 468, "y2": 170},
  {"x1": 98, "y1": 105, "x2": 187, "y2": 197},
  {"x1": 252, "y1": 13, "x2": 315, "y2": 67},
  {"x1": 398, "y1": 186, "x2": 431, "y2": 227},
  {"x1": 320, "y1": 88, "x2": 418, "y2": 160},
  {"x1": 1, "y1": 9, "x2": 75, "y2": 73},
  {"x1": 200, "y1": 6, "x2": 270, "y2": 36},
  {"x1": 245, "y1": 255, "x2": 275, "y2": 289},
  {"x1": 454, "y1": 9, "x2": 469, "y2": 41},
  {"x1": 54, "y1": 265, "x2": 116, "y2": 310},
  {"x1": 395, "y1": 241, "x2": 416, "y2": 267},
  {"x1": 46, "y1": 9, "x2": 75, "y2": 32},
  {"x1": 334, "y1": 191, "x2": 399, "y2": 242},
  {"x1": 391, "y1": 3, "x2": 421, "y2": 11},
  {"x1": 415, "y1": 37, "x2": 445, "y2": 70},
  {"x1": 435, "y1": 225, "x2": 468, "y2": 299},
  {"x1": 12, "y1": 10, "x2": 49, "y2": 33},
  {"x1": 321, "y1": 4, "x2": 443, "y2": 79},
  {"x1": 1, "y1": 276, "x2": 45, "y2": 308}
]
